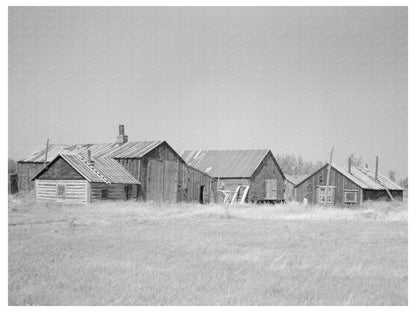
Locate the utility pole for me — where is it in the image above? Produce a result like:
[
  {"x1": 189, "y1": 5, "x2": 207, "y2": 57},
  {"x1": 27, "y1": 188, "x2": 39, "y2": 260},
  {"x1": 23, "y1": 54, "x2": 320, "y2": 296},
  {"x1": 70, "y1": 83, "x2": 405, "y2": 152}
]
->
[
  {"x1": 44, "y1": 139, "x2": 49, "y2": 168},
  {"x1": 325, "y1": 147, "x2": 334, "y2": 205}
]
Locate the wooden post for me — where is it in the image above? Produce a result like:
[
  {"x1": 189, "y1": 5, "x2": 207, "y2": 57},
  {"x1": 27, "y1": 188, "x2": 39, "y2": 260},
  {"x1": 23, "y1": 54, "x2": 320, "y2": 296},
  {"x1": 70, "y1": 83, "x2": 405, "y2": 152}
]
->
[
  {"x1": 375, "y1": 156, "x2": 379, "y2": 180},
  {"x1": 44, "y1": 139, "x2": 49, "y2": 168},
  {"x1": 348, "y1": 157, "x2": 352, "y2": 174},
  {"x1": 325, "y1": 147, "x2": 334, "y2": 205}
]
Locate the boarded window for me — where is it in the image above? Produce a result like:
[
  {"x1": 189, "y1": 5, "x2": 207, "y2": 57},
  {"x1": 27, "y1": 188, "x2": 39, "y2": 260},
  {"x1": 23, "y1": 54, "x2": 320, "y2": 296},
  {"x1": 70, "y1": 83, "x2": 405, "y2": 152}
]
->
[
  {"x1": 317, "y1": 186, "x2": 334, "y2": 204},
  {"x1": 56, "y1": 184, "x2": 66, "y2": 200},
  {"x1": 102, "y1": 189, "x2": 109, "y2": 200},
  {"x1": 265, "y1": 179, "x2": 278, "y2": 200},
  {"x1": 344, "y1": 191, "x2": 358, "y2": 204}
]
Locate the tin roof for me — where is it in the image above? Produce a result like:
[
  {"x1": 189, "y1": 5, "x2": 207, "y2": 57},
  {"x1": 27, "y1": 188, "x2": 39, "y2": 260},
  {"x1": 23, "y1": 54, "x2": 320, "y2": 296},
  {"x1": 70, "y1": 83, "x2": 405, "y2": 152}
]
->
[
  {"x1": 178, "y1": 149, "x2": 271, "y2": 178},
  {"x1": 19, "y1": 141, "x2": 166, "y2": 162},
  {"x1": 32, "y1": 154, "x2": 140, "y2": 184},
  {"x1": 105, "y1": 141, "x2": 165, "y2": 158},
  {"x1": 295, "y1": 162, "x2": 403, "y2": 191}
]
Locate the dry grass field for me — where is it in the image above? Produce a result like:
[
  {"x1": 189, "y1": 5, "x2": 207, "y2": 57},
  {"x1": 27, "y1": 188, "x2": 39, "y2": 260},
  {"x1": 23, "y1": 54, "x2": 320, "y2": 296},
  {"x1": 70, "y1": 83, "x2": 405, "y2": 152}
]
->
[{"x1": 8, "y1": 194, "x2": 408, "y2": 305}]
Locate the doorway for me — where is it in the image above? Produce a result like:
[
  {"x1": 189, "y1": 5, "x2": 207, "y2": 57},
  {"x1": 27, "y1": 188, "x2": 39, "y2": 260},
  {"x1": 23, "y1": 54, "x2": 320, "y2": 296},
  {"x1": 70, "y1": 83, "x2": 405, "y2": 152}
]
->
[{"x1": 199, "y1": 185, "x2": 204, "y2": 204}]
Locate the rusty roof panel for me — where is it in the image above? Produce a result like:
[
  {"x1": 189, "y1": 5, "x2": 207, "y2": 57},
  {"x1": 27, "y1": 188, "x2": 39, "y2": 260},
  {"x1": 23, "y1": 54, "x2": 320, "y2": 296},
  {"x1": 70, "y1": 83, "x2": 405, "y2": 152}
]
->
[{"x1": 178, "y1": 149, "x2": 270, "y2": 178}]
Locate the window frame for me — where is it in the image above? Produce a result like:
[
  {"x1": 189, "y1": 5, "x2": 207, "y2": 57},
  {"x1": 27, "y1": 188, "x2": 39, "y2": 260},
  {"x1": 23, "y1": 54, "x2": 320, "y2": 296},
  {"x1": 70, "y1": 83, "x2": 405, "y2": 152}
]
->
[
  {"x1": 344, "y1": 190, "x2": 358, "y2": 204},
  {"x1": 101, "y1": 189, "x2": 109, "y2": 200},
  {"x1": 317, "y1": 186, "x2": 335, "y2": 204},
  {"x1": 56, "y1": 184, "x2": 66, "y2": 201}
]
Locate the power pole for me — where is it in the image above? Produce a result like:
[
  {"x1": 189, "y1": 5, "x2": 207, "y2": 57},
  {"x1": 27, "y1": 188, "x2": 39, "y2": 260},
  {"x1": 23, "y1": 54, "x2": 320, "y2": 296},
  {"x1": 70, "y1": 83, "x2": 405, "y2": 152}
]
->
[
  {"x1": 44, "y1": 139, "x2": 49, "y2": 168},
  {"x1": 325, "y1": 147, "x2": 334, "y2": 205}
]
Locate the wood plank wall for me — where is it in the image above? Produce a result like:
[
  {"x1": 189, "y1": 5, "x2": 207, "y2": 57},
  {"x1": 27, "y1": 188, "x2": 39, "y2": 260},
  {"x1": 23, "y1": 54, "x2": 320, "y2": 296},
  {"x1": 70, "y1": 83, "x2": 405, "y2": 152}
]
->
[
  {"x1": 17, "y1": 162, "x2": 45, "y2": 193},
  {"x1": 250, "y1": 152, "x2": 285, "y2": 202},
  {"x1": 35, "y1": 180, "x2": 88, "y2": 204},
  {"x1": 90, "y1": 183, "x2": 138, "y2": 202},
  {"x1": 295, "y1": 166, "x2": 362, "y2": 205}
]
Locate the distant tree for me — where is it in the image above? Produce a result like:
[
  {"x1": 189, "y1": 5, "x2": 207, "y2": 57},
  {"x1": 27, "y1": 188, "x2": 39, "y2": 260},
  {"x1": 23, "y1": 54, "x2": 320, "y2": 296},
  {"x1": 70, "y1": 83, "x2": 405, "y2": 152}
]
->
[
  {"x1": 8, "y1": 158, "x2": 17, "y2": 174},
  {"x1": 275, "y1": 154, "x2": 323, "y2": 175},
  {"x1": 347, "y1": 154, "x2": 363, "y2": 167},
  {"x1": 388, "y1": 170, "x2": 396, "y2": 182},
  {"x1": 399, "y1": 177, "x2": 408, "y2": 189}
]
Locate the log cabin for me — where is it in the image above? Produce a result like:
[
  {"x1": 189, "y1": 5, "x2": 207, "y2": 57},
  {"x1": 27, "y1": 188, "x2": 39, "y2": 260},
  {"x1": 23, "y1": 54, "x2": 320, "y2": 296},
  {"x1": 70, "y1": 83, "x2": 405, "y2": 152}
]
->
[{"x1": 31, "y1": 152, "x2": 140, "y2": 204}]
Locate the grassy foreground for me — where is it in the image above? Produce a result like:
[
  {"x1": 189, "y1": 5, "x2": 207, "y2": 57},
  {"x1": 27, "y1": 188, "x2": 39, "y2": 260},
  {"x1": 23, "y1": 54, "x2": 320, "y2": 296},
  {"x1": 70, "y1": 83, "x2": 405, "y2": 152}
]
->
[{"x1": 8, "y1": 196, "x2": 408, "y2": 305}]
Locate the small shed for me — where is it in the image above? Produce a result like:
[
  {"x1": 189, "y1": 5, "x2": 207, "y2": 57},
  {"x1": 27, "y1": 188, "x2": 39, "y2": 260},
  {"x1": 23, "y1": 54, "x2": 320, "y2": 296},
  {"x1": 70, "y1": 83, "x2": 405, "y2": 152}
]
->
[
  {"x1": 284, "y1": 174, "x2": 308, "y2": 202},
  {"x1": 179, "y1": 149, "x2": 285, "y2": 203},
  {"x1": 31, "y1": 153, "x2": 140, "y2": 204},
  {"x1": 294, "y1": 162, "x2": 403, "y2": 205}
]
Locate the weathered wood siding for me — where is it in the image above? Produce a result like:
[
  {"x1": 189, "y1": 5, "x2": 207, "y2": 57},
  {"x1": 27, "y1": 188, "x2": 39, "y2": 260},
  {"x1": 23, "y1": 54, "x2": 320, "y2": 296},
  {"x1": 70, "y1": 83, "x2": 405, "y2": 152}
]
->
[
  {"x1": 114, "y1": 142, "x2": 216, "y2": 203},
  {"x1": 90, "y1": 183, "x2": 138, "y2": 202},
  {"x1": 295, "y1": 166, "x2": 362, "y2": 205},
  {"x1": 285, "y1": 181, "x2": 296, "y2": 202},
  {"x1": 17, "y1": 162, "x2": 46, "y2": 193},
  {"x1": 179, "y1": 164, "x2": 216, "y2": 203},
  {"x1": 35, "y1": 180, "x2": 88, "y2": 204},
  {"x1": 250, "y1": 152, "x2": 285, "y2": 202},
  {"x1": 38, "y1": 158, "x2": 84, "y2": 180}
]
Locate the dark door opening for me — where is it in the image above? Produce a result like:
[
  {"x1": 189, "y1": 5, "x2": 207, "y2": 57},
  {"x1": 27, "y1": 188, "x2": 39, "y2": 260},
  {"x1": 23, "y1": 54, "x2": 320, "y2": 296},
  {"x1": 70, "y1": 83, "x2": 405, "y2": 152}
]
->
[
  {"x1": 125, "y1": 185, "x2": 132, "y2": 200},
  {"x1": 199, "y1": 185, "x2": 204, "y2": 204}
]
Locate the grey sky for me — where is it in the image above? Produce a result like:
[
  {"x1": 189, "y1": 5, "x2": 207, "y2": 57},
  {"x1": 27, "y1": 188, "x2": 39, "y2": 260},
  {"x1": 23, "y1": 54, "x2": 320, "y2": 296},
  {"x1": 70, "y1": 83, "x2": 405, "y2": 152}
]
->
[{"x1": 8, "y1": 7, "x2": 408, "y2": 179}]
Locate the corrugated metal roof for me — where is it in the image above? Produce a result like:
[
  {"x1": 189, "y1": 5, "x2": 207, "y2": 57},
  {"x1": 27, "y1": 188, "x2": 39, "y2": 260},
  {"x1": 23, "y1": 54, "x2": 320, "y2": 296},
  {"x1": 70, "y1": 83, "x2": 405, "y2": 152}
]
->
[
  {"x1": 19, "y1": 143, "x2": 123, "y2": 162},
  {"x1": 178, "y1": 149, "x2": 270, "y2": 178},
  {"x1": 19, "y1": 141, "x2": 166, "y2": 162},
  {"x1": 32, "y1": 154, "x2": 140, "y2": 184},
  {"x1": 296, "y1": 162, "x2": 403, "y2": 191},
  {"x1": 106, "y1": 141, "x2": 164, "y2": 158}
]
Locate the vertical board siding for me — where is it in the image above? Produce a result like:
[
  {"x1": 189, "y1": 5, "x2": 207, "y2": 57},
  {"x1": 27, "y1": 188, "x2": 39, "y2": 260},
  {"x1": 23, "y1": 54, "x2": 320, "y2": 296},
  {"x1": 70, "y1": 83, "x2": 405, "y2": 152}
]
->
[
  {"x1": 295, "y1": 166, "x2": 362, "y2": 205},
  {"x1": 36, "y1": 180, "x2": 88, "y2": 204},
  {"x1": 250, "y1": 152, "x2": 285, "y2": 202},
  {"x1": 18, "y1": 162, "x2": 45, "y2": 193}
]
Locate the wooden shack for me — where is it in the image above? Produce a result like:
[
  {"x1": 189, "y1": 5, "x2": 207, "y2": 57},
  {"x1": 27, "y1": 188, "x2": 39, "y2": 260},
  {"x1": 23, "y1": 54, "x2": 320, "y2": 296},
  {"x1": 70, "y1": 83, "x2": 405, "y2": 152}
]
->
[
  {"x1": 106, "y1": 141, "x2": 217, "y2": 203},
  {"x1": 19, "y1": 125, "x2": 216, "y2": 203},
  {"x1": 294, "y1": 162, "x2": 403, "y2": 205},
  {"x1": 178, "y1": 150, "x2": 285, "y2": 203},
  {"x1": 31, "y1": 153, "x2": 140, "y2": 204},
  {"x1": 284, "y1": 175, "x2": 307, "y2": 202}
]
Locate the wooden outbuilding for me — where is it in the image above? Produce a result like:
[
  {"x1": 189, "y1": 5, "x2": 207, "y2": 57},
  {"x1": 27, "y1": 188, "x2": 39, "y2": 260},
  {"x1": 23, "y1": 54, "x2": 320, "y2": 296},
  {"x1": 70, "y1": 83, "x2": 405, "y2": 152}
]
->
[
  {"x1": 294, "y1": 162, "x2": 403, "y2": 205},
  {"x1": 31, "y1": 153, "x2": 140, "y2": 204},
  {"x1": 19, "y1": 125, "x2": 217, "y2": 204},
  {"x1": 178, "y1": 149, "x2": 285, "y2": 203},
  {"x1": 284, "y1": 175, "x2": 307, "y2": 202}
]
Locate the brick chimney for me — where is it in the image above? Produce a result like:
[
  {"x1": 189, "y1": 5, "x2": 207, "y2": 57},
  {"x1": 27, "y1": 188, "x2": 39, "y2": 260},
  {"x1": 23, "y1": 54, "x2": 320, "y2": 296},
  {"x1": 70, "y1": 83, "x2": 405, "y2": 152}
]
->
[{"x1": 117, "y1": 125, "x2": 128, "y2": 144}]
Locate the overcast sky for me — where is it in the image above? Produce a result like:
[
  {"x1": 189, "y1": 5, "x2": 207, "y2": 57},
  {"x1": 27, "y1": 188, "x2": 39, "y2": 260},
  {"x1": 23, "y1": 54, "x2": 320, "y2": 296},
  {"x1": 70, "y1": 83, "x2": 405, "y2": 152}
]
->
[{"x1": 8, "y1": 6, "x2": 407, "y2": 179}]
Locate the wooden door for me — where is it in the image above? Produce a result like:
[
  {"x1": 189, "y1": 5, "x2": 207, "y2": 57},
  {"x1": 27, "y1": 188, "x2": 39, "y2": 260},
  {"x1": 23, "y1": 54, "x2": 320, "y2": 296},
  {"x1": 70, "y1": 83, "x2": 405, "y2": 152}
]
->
[
  {"x1": 147, "y1": 159, "x2": 164, "y2": 202},
  {"x1": 163, "y1": 160, "x2": 178, "y2": 203},
  {"x1": 265, "y1": 179, "x2": 278, "y2": 200}
]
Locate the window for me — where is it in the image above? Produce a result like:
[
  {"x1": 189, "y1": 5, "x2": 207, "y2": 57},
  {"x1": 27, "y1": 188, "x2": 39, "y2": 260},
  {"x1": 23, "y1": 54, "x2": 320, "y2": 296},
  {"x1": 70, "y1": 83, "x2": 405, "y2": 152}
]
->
[
  {"x1": 344, "y1": 191, "x2": 358, "y2": 204},
  {"x1": 102, "y1": 189, "x2": 109, "y2": 200},
  {"x1": 317, "y1": 186, "x2": 334, "y2": 204},
  {"x1": 56, "y1": 184, "x2": 66, "y2": 201}
]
